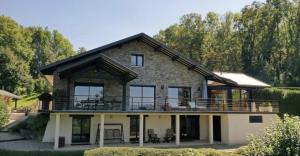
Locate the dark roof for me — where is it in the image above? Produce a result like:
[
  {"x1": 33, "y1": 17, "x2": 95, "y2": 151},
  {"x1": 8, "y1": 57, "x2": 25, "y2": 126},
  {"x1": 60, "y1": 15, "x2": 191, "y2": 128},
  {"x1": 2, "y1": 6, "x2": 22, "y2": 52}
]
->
[
  {"x1": 57, "y1": 53, "x2": 138, "y2": 81},
  {"x1": 40, "y1": 33, "x2": 236, "y2": 85}
]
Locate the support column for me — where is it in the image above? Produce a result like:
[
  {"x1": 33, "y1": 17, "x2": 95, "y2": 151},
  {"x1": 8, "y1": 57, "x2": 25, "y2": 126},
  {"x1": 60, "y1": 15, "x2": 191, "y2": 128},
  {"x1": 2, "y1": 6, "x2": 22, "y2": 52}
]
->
[
  {"x1": 54, "y1": 113, "x2": 60, "y2": 149},
  {"x1": 122, "y1": 81, "x2": 127, "y2": 111},
  {"x1": 208, "y1": 115, "x2": 213, "y2": 144},
  {"x1": 139, "y1": 114, "x2": 144, "y2": 147},
  {"x1": 175, "y1": 114, "x2": 180, "y2": 145},
  {"x1": 99, "y1": 114, "x2": 105, "y2": 147}
]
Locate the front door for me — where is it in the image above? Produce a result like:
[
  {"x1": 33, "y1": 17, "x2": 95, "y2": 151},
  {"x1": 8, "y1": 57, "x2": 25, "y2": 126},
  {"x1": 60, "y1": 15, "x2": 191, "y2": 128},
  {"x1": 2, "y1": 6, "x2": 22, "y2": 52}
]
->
[
  {"x1": 171, "y1": 115, "x2": 199, "y2": 141},
  {"x1": 72, "y1": 116, "x2": 91, "y2": 144},
  {"x1": 213, "y1": 115, "x2": 221, "y2": 141},
  {"x1": 129, "y1": 115, "x2": 146, "y2": 142}
]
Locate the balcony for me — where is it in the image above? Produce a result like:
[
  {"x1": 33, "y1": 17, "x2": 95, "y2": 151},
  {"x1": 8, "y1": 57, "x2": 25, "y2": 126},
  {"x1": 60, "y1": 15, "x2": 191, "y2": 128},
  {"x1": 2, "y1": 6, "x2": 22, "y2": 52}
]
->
[{"x1": 47, "y1": 95, "x2": 279, "y2": 113}]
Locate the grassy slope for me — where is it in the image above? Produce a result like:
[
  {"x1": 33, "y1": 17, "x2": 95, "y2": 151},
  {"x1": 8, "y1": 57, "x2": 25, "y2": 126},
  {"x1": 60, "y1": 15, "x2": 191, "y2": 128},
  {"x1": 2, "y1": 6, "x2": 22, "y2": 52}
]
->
[{"x1": 10, "y1": 93, "x2": 39, "y2": 111}]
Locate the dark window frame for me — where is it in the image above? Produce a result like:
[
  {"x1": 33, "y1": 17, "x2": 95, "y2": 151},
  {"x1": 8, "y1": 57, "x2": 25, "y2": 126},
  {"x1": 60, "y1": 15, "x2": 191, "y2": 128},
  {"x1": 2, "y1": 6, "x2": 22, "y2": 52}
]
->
[
  {"x1": 168, "y1": 86, "x2": 192, "y2": 106},
  {"x1": 74, "y1": 82, "x2": 104, "y2": 97},
  {"x1": 71, "y1": 116, "x2": 91, "y2": 144},
  {"x1": 131, "y1": 54, "x2": 144, "y2": 67},
  {"x1": 249, "y1": 116, "x2": 263, "y2": 123},
  {"x1": 129, "y1": 85, "x2": 156, "y2": 109}
]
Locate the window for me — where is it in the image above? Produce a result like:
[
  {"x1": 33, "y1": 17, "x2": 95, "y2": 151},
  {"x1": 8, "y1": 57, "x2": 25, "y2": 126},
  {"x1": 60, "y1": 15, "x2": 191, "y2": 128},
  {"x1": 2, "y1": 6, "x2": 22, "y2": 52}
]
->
[
  {"x1": 129, "y1": 85, "x2": 155, "y2": 110},
  {"x1": 168, "y1": 87, "x2": 191, "y2": 107},
  {"x1": 74, "y1": 83, "x2": 103, "y2": 107},
  {"x1": 72, "y1": 116, "x2": 91, "y2": 143},
  {"x1": 131, "y1": 54, "x2": 144, "y2": 67},
  {"x1": 249, "y1": 116, "x2": 263, "y2": 123},
  {"x1": 129, "y1": 116, "x2": 139, "y2": 140}
]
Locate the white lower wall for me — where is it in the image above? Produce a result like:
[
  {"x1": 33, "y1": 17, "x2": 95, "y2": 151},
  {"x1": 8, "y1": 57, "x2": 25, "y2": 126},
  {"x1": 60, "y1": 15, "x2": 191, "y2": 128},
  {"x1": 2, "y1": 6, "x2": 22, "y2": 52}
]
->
[
  {"x1": 223, "y1": 113, "x2": 278, "y2": 145},
  {"x1": 145, "y1": 115, "x2": 171, "y2": 141},
  {"x1": 42, "y1": 114, "x2": 55, "y2": 142},
  {"x1": 199, "y1": 116, "x2": 208, "y2": 140},
  {"x1": 42, "y1": 113, "x2": 277, "y2": 146},
  {"x1": 42, "y1": 114, "x2": 72, "y2": 144},
  {"x1": 90, "y1": 115, "x2": 130, "y2": 144}
]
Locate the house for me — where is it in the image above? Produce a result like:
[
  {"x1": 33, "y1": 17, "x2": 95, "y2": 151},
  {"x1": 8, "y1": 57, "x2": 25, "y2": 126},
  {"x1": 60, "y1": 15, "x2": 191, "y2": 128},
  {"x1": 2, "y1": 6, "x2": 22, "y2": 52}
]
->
[{"x1": 39, "y1": 33, "x2": 278, "y2": 149}]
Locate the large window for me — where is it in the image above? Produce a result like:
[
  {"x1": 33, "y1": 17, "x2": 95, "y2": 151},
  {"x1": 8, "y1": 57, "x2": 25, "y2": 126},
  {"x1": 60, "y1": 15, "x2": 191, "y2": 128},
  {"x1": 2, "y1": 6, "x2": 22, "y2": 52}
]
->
[
  {"x1": 129, "y1": 85, "x2": 155, "y2": 110},
  {"x1": 72, "y1": 116, "x2": 91, "y2": 143},
  {"x1": 74, "y1": 83, "x2": 103, "y2": 107},
  {"x1": 131, "y1": 54, "x2": 144, "y2": 67},
  {"x1": 168, "y1": 87, "x2": 191, "y2": 107}
]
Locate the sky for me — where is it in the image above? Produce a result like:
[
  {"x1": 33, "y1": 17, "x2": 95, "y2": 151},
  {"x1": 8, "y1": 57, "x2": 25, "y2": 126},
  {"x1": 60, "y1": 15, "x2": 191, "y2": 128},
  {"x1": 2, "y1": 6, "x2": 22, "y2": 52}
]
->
[{"x1": 0, "y1": 0, "x2": 264, "y2": 51}]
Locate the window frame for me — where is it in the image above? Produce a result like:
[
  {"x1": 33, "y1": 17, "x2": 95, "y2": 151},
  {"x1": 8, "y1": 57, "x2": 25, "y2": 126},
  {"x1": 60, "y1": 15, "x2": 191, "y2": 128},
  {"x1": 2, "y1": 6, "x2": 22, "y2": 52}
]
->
[
  {"x1": 131, "y1": 54, "x2": 144, "y2": 67},
  {"x1": 249, "y1": 115, "x2": 263, "y2": 123},
  {"x1": 129, "y1": 85, "x2": 156, "y2": 109},
  {"x1": 168, "y1": 86, "x2": 192, "y2": 106},
  {"x1": 74, "y1": 82, "x2": 104, "y2": 97}
]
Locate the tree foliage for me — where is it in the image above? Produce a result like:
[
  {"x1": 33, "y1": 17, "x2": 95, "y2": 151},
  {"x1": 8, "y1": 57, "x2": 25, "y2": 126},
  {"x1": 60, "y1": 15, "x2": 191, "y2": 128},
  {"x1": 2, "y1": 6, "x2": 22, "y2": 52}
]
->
[
  {"x1": 155, "y1": 0, "x2": 300, "y2": 85},
  {"x1": 0, "y1": 15, "x2": 75, "y2": 94},
  {"x1": 239, "y1": 114, "x2": 300, "y2": 156},
  {"x1": 0, "y1": 98, "x2": 9, "y2": 127}
]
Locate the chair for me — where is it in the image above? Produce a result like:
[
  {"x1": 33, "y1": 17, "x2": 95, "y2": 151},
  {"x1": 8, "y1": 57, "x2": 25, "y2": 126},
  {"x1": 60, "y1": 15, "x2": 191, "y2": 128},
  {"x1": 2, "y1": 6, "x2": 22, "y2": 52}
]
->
[
  {"x1": 148, "y1": 129, "x2": 160, "y2": 143},
  {"x1": 163, "y1": 128, "x2": 175, "y2": 143}
]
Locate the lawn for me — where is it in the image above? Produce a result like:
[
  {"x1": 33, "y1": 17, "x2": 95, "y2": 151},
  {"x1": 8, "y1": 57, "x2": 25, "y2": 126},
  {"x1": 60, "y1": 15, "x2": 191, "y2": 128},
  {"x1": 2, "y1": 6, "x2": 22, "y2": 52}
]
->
[
  {"x1": 0, "y1": 149, "x2": 84, "y2": 156},
  {"x1": 10, "y1": 93, "x2": 39, "y2": 111},
  {"x1": 0, "y1": 147, "x2": 239, "y2": 156}
]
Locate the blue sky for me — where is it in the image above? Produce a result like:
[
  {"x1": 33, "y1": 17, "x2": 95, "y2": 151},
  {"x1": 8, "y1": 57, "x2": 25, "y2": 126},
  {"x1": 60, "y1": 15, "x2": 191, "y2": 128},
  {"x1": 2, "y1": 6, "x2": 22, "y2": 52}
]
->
[{"x1": 0, "y1": 0, "x2": 264, "y2": 50}]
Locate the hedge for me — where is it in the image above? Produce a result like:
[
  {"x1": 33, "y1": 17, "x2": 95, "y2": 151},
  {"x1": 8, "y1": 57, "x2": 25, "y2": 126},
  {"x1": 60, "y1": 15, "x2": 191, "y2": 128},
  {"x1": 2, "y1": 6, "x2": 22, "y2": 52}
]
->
[
  {"x1": 84, "y1": 147, "x2": 238, "y2": 156},
  {"x1": 0, "y1": 150, "x2": 84, "y2": 156},
  {"x1": 253, "y1": 87, "x2": 300, "y2": 116}
]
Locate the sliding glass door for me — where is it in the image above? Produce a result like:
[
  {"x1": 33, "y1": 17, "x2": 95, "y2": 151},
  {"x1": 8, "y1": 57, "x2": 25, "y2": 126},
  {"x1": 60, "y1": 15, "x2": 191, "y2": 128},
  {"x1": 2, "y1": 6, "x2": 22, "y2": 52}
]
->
[
  {"x1": 129, "y1": 85, "x2": 155, "y2": 110},
  {"x1": 74, "y1": 83, "x2": 103, "y2": 108},
  {"x1": 168, "y1": 87, "x2": 191, "y2": 107},
  {"x1": 72, "y1": 116, "x2": 91, "y2": 144}
]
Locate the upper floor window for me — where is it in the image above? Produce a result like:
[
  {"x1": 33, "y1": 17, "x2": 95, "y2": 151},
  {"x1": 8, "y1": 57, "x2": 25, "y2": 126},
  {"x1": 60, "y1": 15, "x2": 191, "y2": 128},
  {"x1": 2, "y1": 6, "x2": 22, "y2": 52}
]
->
[
  {"x1": 168, "y1": 87, "x2": 191, "y2": 107},
  {"x1": 131, "y1": 54, "x2": 144, "y2": 67}
]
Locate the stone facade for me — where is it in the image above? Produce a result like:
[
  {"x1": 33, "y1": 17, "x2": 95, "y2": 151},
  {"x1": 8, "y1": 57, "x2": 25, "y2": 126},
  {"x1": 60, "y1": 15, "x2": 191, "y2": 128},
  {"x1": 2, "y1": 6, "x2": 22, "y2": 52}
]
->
[{"x1": 52, "y1": 40, "x2": 205, "y2": 110}]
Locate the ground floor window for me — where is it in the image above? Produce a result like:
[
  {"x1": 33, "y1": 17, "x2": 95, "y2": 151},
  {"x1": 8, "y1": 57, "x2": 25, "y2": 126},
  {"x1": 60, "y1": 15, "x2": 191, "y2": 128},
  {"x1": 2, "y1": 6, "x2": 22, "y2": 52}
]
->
[
  {"x1": 72, "y1": 116, "x2": 91, "y2": 144},
  {"x1": 168, "y1": 87, "x2": 191, "y2": 107},
  {"x1": 129, "y1": 115, "x2": 139, "y2": 142},
  {"x1": 171, "y1": 115, "x2": 199, "y2": 140}
]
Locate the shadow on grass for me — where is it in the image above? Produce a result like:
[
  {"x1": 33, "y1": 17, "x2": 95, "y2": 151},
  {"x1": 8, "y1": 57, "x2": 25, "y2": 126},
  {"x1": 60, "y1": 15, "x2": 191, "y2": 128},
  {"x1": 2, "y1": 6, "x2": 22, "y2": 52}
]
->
[{"x1": 0, "y1": 149, "x2": 84, "y2": 156}]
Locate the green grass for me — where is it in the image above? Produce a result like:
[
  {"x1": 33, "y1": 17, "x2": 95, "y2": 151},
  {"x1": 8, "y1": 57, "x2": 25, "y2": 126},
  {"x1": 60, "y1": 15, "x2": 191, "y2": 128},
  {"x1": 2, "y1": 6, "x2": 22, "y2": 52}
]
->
[
  {"x1": 0, "y1": 149, "x2": 84, "y2": 156},
  {"x1": 10, "y1": 93, "x2": 39, "y2": 111}
]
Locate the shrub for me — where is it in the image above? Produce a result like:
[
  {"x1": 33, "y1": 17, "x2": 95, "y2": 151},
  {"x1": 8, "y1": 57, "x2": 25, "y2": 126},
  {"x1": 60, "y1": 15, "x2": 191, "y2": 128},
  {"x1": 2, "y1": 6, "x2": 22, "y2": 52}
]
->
[
  {"x1": 84, "y1": 147, "x2": 238, "y2": 156},
  {"x1": 238, "y1": 114, "x2": 300, "y2": 156},
  {"x1": 9, "y1": 114, "x2": 49, "y2": 140},
  {"x1": 253, "y1": 87, "x2": 300, "y2": 116},
  {"x1": 0, "y1": 98, "x2": 9, "y2": 128}
]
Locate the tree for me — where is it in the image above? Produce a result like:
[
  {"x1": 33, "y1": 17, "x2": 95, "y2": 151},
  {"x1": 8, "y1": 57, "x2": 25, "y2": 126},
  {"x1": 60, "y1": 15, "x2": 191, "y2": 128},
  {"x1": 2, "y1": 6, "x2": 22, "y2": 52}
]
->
[
  {"x1": 0, "y1": 15, "x2": 75, "y2": 94},
  {"x1": 240, "y1": 114, "x2": 300, "y2": 156},
  {"x1": 0, "y1": 98, "x2": 9, "y2": 128},
  {"x1": 77, "y1": 47, "x2": 87, "y2": 53}
]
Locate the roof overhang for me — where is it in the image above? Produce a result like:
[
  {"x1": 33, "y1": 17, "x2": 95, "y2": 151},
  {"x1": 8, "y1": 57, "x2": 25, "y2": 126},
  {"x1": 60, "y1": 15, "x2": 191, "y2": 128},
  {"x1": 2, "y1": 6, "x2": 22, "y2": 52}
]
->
[
  {"x1": 0, "y1": 90, "x2": 21, "y2": 99},
  {"x1": 57, "y1": 53, "x2": 138, "y2": 81},
  {"x1": 209, "y1": 72, "x2": 270, "y2": 88}
]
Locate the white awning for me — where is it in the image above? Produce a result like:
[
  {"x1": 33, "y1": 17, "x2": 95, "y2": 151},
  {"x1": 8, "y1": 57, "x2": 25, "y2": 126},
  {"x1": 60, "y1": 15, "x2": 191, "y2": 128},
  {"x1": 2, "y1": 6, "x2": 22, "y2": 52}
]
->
[
  {"x1": 0, "y1": 90, "x2": 21, "y2": 99},
  {"x1": 209, "y1": 72, "x2": 270, "y2": 87}
]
